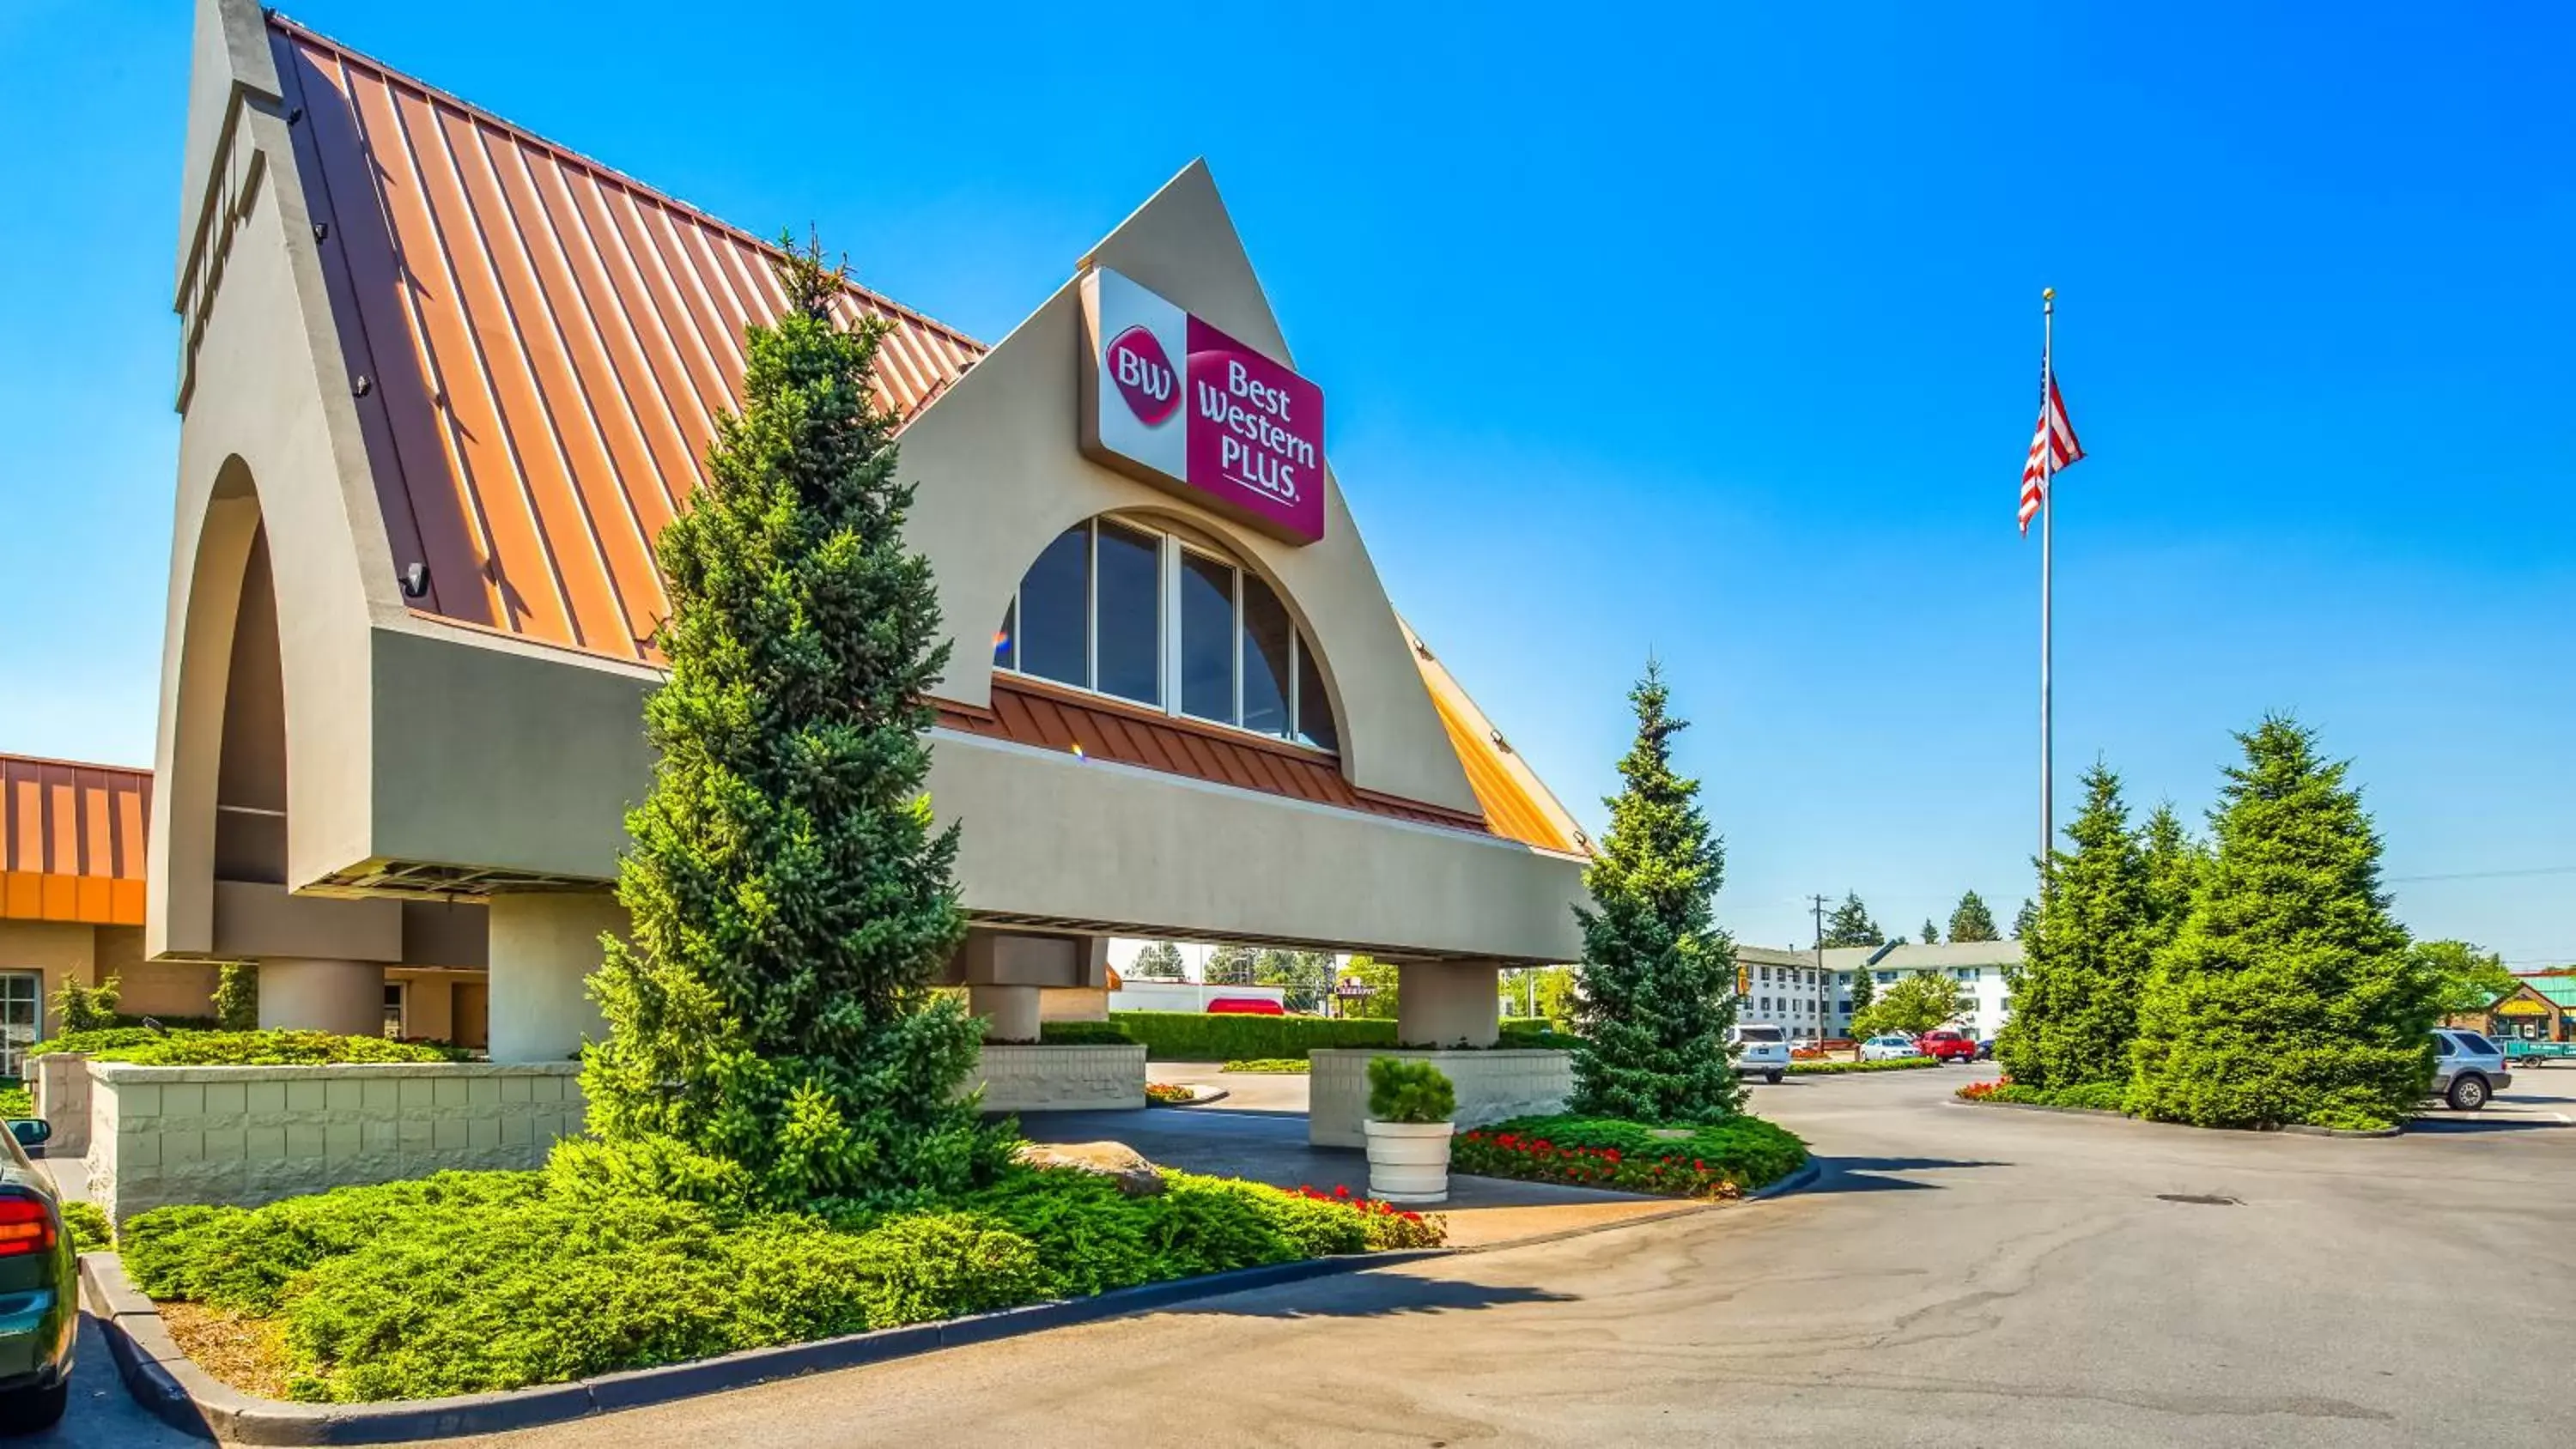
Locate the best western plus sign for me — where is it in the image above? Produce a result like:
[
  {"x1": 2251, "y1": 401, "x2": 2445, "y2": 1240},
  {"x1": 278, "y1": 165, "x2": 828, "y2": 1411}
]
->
[{"x1": 1081, "y1": 268, "x2": 1327, "y2": 544}]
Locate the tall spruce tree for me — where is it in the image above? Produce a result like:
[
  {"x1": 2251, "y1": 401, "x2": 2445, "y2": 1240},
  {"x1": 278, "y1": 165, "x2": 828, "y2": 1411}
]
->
[
  {"x1": 1919, "y1": 918, "x2": 1943, "y2": 947},
  {"x1": 1820, "y1": 894, "x2": 1886, "y2": 948},
  {"x1": 1995, "y1": 763, "x2": 2150, "y2": 1091},
  {"x1": 576, "y1": 238, "x2": 992, "y2": 1210},
  {"x1": 2139, "y1": 803, "x2": 2203, "y2": 955},
  {"x1": 1948, "y1": 890, "x2": 2002, "y2": 943},
  {"x1": 2011, "y1": 896, "x2": 2038, "y2": 940},
  {"x1": 1571, "y1": 664, "x2": 1742, "y2": 1122},
  {"x1": 1846, "y1": 964, "x2": 1876, "y2": 1023},
  {"x1": 2127, "y1": 718, "x2": 2432, "y2": 1131}
]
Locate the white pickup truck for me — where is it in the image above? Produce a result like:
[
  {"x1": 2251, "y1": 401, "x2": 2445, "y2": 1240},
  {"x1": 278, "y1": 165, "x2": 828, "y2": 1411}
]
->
[{"x1": 1732, "y1": 1023, "x2": 1790, "y2": 1084}]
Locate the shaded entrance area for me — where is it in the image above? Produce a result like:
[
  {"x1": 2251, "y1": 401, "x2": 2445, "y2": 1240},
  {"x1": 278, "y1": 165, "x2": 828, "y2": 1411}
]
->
[{"x1": 1014, "y1": 1065, "x2": 1704, "y2": 1248}]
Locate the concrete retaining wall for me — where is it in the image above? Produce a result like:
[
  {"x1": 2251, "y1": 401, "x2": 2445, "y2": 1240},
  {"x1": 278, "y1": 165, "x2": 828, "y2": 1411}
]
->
[
  {"x1": 85, "y1": 1061, "x2": 586, "y2": 1222},
  {"x1": 969, "y1": 1044, "x2": 1145, "y2": 1113},
  {"x1": 31, "y1": 1052, "x2": 92, "y2": 1155},
  {"x1": 1308, "y1": 1048, "x2": 1572, "y2": 1149}
]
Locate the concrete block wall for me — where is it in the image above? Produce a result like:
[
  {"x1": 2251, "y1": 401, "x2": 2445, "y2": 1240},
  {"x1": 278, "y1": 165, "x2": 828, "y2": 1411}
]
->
[
  {"x1": 969, "y1": 1044, "x2": 1145, "y2": 1113},
  {"x1": 84, "y1": 1061, "x2": 586, "y2": 1222},
  {"x1": 1308, "y1": 1048, "x2": 1572, "y2": 1149},
  {"x1": 30, "y1": 1052, "x2": 91, "y2": 1155}
]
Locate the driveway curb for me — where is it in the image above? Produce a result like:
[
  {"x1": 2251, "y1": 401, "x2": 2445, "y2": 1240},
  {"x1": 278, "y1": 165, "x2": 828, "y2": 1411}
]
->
[
  {"x1": 1952, "y1": 1095, "x2": 2402, "y2": 1138},
  {"x1": 81, "y1": 1246, "x2": 1445, "y2": 1444}
]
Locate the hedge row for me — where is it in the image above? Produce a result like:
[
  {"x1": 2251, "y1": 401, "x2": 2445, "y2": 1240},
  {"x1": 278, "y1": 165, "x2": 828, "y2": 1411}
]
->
[
  {"x1": 1041, "y1": 1013, "x2": 1575, "y2": 1060},
  {"x1": 28, "y1": 1030, "x2": 462, "y2": 1067},
  {"x1": 1787, "y1": 1056, "x2": 1941, "y2": 1076}
]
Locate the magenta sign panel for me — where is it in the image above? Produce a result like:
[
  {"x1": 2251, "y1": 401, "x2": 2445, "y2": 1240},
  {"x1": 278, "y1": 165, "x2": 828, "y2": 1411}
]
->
[
  {"x1": 1182, "y1": 316, "x2": 1324, "y2": 543},
  {"x1": 1084, "y1": 269, "x2": 1326, "y2": 545}
]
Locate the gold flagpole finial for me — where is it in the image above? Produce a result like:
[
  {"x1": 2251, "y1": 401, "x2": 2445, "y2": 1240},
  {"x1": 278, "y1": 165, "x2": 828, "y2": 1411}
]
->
[{"x1": 2042, "y1": 287, "x2": 2055, "y2": 300}]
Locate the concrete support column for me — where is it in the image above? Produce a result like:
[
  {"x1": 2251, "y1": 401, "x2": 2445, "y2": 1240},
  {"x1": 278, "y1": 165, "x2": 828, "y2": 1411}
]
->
[
  {"x1": 257, "y1": 958, "x2": 386, "y2": 1036},
  {"x1": 1398, "y1": 959, "x2": 1503, "y2": 1047},
  {"x1": 972, "y1": 985, "x2": 1043, "y2": 1045},
  {"x1": 487, "y1": 892, "x2": 623, "y2": 1064}
]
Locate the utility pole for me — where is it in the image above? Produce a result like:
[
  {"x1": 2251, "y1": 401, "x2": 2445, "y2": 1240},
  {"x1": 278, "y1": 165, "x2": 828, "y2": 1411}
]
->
[{"x1": 1808, "y1": 894, "x2": 1831, "y2": 1041}]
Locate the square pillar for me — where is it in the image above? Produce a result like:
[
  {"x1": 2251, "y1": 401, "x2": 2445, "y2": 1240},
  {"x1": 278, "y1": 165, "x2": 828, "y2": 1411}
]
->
[
  {"x1": 257, "y1": 958, "x2": 386, "y2": 1036},
  {"x1": 487, "y1": 892, "x2": 623, "y2": 1064},
  {"x1": 1398, "y1": 959, "x2": 1502, "y2": 1047}
]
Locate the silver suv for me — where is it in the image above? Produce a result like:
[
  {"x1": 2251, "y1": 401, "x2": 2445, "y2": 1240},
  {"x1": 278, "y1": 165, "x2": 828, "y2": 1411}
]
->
[{"x1": 2433, "y1": 1028, "x2": 2511, "y2": 1110}]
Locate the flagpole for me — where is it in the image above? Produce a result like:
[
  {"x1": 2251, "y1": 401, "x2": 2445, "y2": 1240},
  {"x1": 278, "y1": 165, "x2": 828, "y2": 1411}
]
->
[{"x1": 2038, "y1": 288, "x2": 2056, "y2": 891}]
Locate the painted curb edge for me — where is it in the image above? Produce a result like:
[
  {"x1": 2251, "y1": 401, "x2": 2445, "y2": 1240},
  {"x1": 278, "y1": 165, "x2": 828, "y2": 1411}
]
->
[{"x1": 82, "y1": 1245, "x2": 1447, "y2": 1445}]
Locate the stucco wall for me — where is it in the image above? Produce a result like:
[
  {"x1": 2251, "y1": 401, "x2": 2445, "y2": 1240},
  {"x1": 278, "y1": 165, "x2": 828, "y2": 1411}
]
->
[
  {"x1": 968, "y1": 1045, "x2": 1145, "y2": 1113},
  {"x1": 83, "y1": 1061, "x2": 585, "y2": 1222},
  {"x1": 0, "y1": 921, "x2": 96, "y2": 1036},
  {"x1": 1307, "y1": 1048, "x2": 1572, "y2": 1149}
]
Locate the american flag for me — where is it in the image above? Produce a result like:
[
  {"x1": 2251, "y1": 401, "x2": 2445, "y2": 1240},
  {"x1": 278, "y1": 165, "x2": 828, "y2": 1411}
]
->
[{"x1": 2018, "y1": 375, "x2": 2084, "y2": 534}]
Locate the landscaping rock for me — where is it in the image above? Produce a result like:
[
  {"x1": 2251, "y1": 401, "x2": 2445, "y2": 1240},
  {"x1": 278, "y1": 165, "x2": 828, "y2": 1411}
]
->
[{"x1": 1014, "y1": 1141, "x2": 1166, "y2": 1196}]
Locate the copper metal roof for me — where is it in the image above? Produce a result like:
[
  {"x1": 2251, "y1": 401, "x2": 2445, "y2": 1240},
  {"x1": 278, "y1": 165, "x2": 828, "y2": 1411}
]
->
[
  {"x1": 261, "y1": 13, "x2": 1586, "y2": 860},
  {"x1": 2, "y1": 754, "x2": 150, "y2": 925},
  {"x1": 270, "y1": 15, "x2": 984, "y2": 661},
  {"x1": 939, "y1": 681, "x2": 1492, "y2": 837}
]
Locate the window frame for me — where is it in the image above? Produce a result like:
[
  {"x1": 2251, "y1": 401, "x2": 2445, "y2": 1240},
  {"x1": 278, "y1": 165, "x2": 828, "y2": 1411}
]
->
[{"x1": 997, "y1": 518, "x2": 1334, "y2": 752}]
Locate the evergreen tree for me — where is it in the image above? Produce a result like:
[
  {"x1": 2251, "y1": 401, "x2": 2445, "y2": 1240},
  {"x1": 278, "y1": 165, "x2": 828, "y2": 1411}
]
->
[
  {"x1": 1919, "y1": 919, "x2": 1942, "y2": 947},
  {"x1": 1820, "y1": 893, "x2": 1886, "y2": 948},
  {"x1": 1845, "y1": 966, "x2": 1876, "y2": 1025},
  {"x1": 1570, "y1": 663, "x2": 1742, "y2": 1122},
  {"x1": 576, "y1": 238, "x2": 993, "y2": 1210},
  {"x1": 1202, "y1": 944, "x2": 1257, "y2": 986},
  {"x1": 2128, "y1": 718, "x2": 2432, "y2": 1131},
  {"x1": 2140, "y1": 803, "x2": 2203, "y2": 952},
  {"x1": 1995, "y1": 763, "x2": 2150, "y2": 1091},
  {"x1": 1948, "y1": 890, "x2": 2002, "y2": 943},
  {"x1": 1255, "y1": 949, "x2": 1334, "y2": 1012},
  {"x1": 1129, "y1": 941, "x2": 1185, "y2": 979},
  {"x1": 2011, "y1": 896, "x2": 2037, "y2": 940}
]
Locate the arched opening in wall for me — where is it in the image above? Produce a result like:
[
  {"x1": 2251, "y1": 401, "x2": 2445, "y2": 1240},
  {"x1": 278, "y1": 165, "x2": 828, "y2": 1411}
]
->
[
  {"x1": 211, "y1": 527, "x2": 288, "y2": 886},
  {"x1": 992, "y1": 515, "x2": 1337, "y2": 753}
]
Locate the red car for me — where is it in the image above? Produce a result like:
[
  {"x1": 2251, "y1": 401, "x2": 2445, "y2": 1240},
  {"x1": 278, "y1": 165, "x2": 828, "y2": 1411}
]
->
[
  {"x1": 1917, "y1": 1030, "x2": 1978, "y2": 1063},
  {"x1": 1205, "y1": 997, "x2": 1285, "y2": 1016}
]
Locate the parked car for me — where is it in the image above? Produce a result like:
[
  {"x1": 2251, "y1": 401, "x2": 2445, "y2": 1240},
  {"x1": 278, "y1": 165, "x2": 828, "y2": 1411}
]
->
[
  {"x1": 1974, "y1": 1039, "x2": 1996, "y2": 1061},
  {"x1": 0, "y1": 1119, "x2": 73, "y2": 1434},
  {"x1": 1204, "y1": 997, "x2": 1285, "y2": 1016},
  {"x1": 1732, "y1": 1023, "x2": 1790, "y2": 1084},
  {"x1": 1917, "y1": 1030, "x2": 1978, "y2": 1064},
  {"x1": 1858, "y1": 1034, "x2": 1921, "y2": 1062},
  {"x1": 2432, "y1": 1028, "x2": 2512, "y2": 1110}
]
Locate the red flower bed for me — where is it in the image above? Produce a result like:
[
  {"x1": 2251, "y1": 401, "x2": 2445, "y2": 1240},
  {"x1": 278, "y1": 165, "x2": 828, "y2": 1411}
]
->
[
  {"x1": 1955, "y1": 1078, "x2": 2008, "y2": 1101},
  {"x1": 1451, "y1": 1129, "x2": 1747, "y2": 1200},
  {"x1": 1289, "y1": 1185, "x2": 1446, "y2": 1248}
]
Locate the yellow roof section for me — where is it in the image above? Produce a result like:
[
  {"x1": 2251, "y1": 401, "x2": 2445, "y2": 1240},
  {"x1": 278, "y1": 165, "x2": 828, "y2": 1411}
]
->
[{"x1": 1403, "y1": 621, "x2": 1590, "y2": 858}]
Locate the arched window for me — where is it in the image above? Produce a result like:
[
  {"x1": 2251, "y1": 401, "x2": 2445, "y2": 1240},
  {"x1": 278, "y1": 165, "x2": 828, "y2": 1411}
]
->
[{"x1": 993, "y1": 517, "x2": 1337, "y2": 752}]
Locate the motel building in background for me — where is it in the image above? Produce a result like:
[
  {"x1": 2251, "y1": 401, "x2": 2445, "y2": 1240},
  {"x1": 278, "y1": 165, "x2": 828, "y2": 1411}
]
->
[{"x1": 71, "y1": 0, "x2": 1596, "y2": 1181}]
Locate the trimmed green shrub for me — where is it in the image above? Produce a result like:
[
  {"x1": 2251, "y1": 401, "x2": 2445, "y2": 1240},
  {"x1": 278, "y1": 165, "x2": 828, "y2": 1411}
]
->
[
  {"x1": 1453, "y1": 1113, "x2": 1807, "y2": 1197},
  {"x1": 1108, "y1": 1011, "x2": 1396, "y2": 1061},
  {"x1": 0, "y1": 1082, "x2": 28, "y2": 1119},
  {"x1": 213, "y1": 962, "x2": 259, "y2": 1031},
  {"x1": 1957, "y1": 1080, "x2": 2125, "y2": 1112},
  {"x1": 26, "y1": 1028, "x2": 173, "y2": 1059},
  {"x1": 1366, "y1": 1058, "x2": 1455, "y2": 1123},
  {"x1": 52, "y1": 975, "x2": 119, "y2": 1034},
  {"x1": 121, "y1": 1161, "x2": 1425, "y2": 1403},
  {"x1": 60, "y1": 1201, "x2": 110, "y2": 1254},
  {"x1": 1786, "y1": 1056, "x2": 1938, "y2": 1075},
  {"x1": 1032, "y1": 1021, "x2": 1133, "y2": 1046},
  {"x1": 1499, "y1": 1022, "x2": 1585, "y2": 1051},
  {"x1": 33, "y1": 1031, "x2": 458, "y2": 1067},
  {"x1": 1222, "y1": 1058, "x2": 1309, "y2": 1073}
]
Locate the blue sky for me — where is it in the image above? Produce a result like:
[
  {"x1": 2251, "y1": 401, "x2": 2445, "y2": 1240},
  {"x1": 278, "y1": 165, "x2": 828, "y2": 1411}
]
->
[{"x1": 2, "y1": 2, "x2": 2568, "y2": 961}]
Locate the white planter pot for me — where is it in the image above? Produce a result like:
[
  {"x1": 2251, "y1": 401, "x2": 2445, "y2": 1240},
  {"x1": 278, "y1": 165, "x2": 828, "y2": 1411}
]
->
[{"x1": 1363, "y1": 1119, "x2": 1455, "y2": 1203}]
